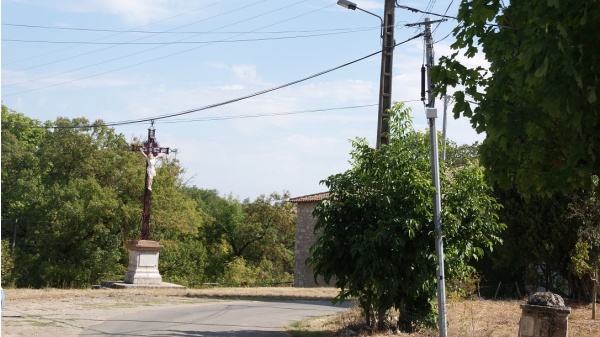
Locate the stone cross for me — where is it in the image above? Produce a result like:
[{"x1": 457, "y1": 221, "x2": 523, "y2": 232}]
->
[{"x1": 130, "y1": 123, "x2": 172, "y2": 240}]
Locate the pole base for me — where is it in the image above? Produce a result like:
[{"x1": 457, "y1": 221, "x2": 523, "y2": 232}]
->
[{"x1": 123, "y1": 240, "x2": 163, "y2": 284}]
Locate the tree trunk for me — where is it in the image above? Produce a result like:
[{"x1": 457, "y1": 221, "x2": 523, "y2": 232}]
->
[
  {"x1": 377, "y1": 308, "x2": 386, "y2": 332},
  {"x1": 360, "y1": 296, "x2": 372, "y2": 327},
  {"x1": 593, "y1": 269, "x2": 598, "y2": 320}
]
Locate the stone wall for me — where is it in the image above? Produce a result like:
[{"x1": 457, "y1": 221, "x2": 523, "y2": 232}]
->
[{"x1": 292, "y1": 198, "x2": 332, "y2": 287}]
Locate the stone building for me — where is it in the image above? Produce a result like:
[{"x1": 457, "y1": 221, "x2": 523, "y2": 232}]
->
[{"x1": 289, "y1": 192, "x2": 332, "y2": 287}]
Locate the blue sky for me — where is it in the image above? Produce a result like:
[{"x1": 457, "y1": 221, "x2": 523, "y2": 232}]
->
[{"x1": 2, "y1": 0, "x2": 486, "y2": 200}]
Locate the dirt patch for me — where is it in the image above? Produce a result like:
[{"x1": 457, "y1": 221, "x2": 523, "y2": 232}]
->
[{"x1": 1, "y1": 287, "x2": 339, "y2": 337}]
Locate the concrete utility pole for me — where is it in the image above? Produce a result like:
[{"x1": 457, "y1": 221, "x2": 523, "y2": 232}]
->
[
  {"x1": 424, "y1": 18, "x2": 448, "y2": 337},
  {"x1": 441, "y1": 95, "x2": 449, "y2": 161},
  {"x1": 376, "y1": 0, "x2": 396, "y2": 149}
]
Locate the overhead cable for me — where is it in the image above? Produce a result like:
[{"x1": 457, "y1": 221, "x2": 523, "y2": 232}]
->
[
  {"x1": 396, "y1": 4, "x2": 457, "y2": 20},
  {"x1": 2, "y1": 22, "x2": 378, "y2": 35},
  {"x1": 3, "y1": 0, "x2": 271, "y2": 75},
  {"x1": 42, "y1": 33, "x2": 424, "y2": 129},
  {"x1": 3, "y1": 28, "x2": 376, "y2": 45},
  {"x1": 2, "y1": 0, "x2": 228, "y2": 67},
  {"x1": 3, "y1": 0, "x2": 301, "y2": 89},
  {"x1": 3, "y1": 1, "x2": 330, "y2": 93},
  {"x1": 160, "y1": 104, "x2": 379, "y2": 124}
]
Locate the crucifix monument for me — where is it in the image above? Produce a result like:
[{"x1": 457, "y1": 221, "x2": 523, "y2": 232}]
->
[
  {"x1": 123, "y1": 123, "x2": 173, "y2": 285},
  {"x1": 131, "y1": 124, "x2": 172, "y2": 240}
]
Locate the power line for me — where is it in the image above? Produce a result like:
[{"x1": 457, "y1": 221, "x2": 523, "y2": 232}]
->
[
  {"x1": 161, "y1": 104, "x2": 379, "y2": 123},
  {"x1": 161, "y1": 101, "x2": 421, "y2": 124},
  {"x1": 2, "y1": 0, "x2": 271, "y2": 74},
  {"x1": 34, "y1": 104, "x2": 377, "y2": 129},
  {"x1": 396, "y1": 4, "x2": 457, "y2": 20},
  {"x1": 3, "y1": 28, "x2": 376, "y2": 45},
  {"x1": 42, "y1": 33, "x2": 424, "y2": 129},
  {"x1": 3, "y1": 0, "x2": 325, "y2": 93},
  {"x1": 434, "y1": 29, "x2": 454, "y2": 44},
  {"x1": 3, "y1": 22, "x2": 377, "y2": 35},
  {"x1": 2, "y1": 0, "x2": 228, "y2": 67},
  {"x1": 433, "y1": 0, "x2": 455, "y2": 34},
  {"x1": 425, "y1": 0, "x2": 437, "y2": 14},
  {"x1": 397, "y1": 3, "x2": 508, "y2": 29}
]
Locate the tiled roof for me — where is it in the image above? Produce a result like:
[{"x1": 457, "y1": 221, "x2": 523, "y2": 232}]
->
[{"x1": 289, "y1": 192, "x2": 329, "y2": 203}]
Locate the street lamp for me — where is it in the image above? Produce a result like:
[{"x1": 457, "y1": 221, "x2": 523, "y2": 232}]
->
[
  {"x1": 337, "y1": 0, "x2": 383, "y2": 31},
  {"x1": 337, "y1": 0, "x2": 395, "y2": 149},
  {"x1": 337, "y1": 0, "x2": 357, "y2": 10}
]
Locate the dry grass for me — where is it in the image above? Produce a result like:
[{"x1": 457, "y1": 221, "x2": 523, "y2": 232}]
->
[
  {"x1": 289, "y1": 298, "x2": 600, "y2": 337},
  {"x1": 3, "y1": 286, "x2": 340, "y2": 301},
  {"x1": 5, "y1": 288, "x2": 600, "y2": 336}
]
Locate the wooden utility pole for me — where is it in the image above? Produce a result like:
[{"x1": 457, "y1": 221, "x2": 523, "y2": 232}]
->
[{"x1": 376, "y1": 0, "x2": 396, "y2": 149}]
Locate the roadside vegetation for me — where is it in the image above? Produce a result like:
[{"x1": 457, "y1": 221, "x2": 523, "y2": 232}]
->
[
  {"x1": 1, "y1": 104, "x2": 295, "y2": 289},
  {"x1": 286, "y1": 298, "x2": 600, "y2": 337},
  {"x1": 3, "y1": 2, "x2": 600, "y2": 333}
]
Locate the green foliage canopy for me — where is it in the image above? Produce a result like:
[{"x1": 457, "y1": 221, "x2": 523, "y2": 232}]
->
[
  {"x1": 432, "y1": 0, "x2": 600, "y2": 195},
  {"x1": 309, "y1": 102, "x2": 504, "y2": 331},
  {"x1": 1, "y1": 108, "x2": 142, "y2": 287},
  {"x1": 1, "y1": 106, "x2": 212, "y2": 287},
  {"x1": 1, "y1": 105, "x2": 298, "y2": 288},
  {"x1": 181, "y1": 187, "x2": 296, "y2": 285}
]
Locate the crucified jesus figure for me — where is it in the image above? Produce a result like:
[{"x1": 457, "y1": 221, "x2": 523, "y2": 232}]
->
[{"x1": 140, "y1": 149, "x2": 165, "y2": 191}]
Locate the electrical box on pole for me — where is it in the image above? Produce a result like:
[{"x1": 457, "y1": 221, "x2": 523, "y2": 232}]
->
[{"x1": 426, "y1": 108, "x2": 438, "y2": 118}]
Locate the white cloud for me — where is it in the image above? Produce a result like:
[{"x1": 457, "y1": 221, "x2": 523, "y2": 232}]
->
[
  {"x1": 231, "y1": 65, "x2": 259, "y2": 81},
  {"x1": 357, "y1": 0, "x2": 384, "y2": 10},
  {"x1": 286, "y1": 134, "x2": 342, "y2": 152},
  {"x1": 217, "y1": 84, "x2": 244, "y2": 91},
  {"x1": 293, "y1": 79, "x2": 376, "y2": 103},
  {"x1": 205, "y1": 62, "x2": 266, "y2": 86},
  {"x1": 1, "y1": 69, "x2": 142, "y2": 92},
  {"x1": 26, "y1": 0, "x2": 191, "y2": 25},
  {"x1": 434, "y1": 41, "x2": 490, "y2": 70},
  {"x1": 92, "y1": 0, "x2": 169, "y2": 25}
]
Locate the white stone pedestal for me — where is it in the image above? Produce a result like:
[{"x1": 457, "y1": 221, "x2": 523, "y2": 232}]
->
[{"x1": 124, "y1": 240, "x2": 163, "y2": 284}]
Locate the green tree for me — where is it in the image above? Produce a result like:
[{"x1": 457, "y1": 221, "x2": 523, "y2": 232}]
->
[
  {"x1": 182, "y1": 188, "x2": 245, "y2": 281},
  {"x1": 1, "y1": 239, "x2": 15, "y2": 287},
  {"x1": 239, "y1": 192, "x2": 296, "y2": 283},
  {"x1": 1, "y1": 107, "x2": 211, "y2": 287},
  {"x1": 150, "y1": 160, "x2": 210, "y2": 287},
  {"x1": 476, "y1": 189, "x2": 579, "y2": 297},
  {"x1": 432, "y1": 0, "x2": 600, "y2": 196},
  {"x1": 309, "y1": 102, "x2": 504, "y2": 332},
  {"x1": 2, "y1": 115, "x2": 142, "y2": 287},
  {"x1": 1, "y1": 105, "x2": 44, "y2": 259},
  {"x1": 182, "y1": 187, "x2": 296, "y2": 285},
  {"x1": 568, "y1": 178, "x2": 600, "y2": 319},
  {"x1": 443, "y1": 140, "x2": 480, "y2": 167}
]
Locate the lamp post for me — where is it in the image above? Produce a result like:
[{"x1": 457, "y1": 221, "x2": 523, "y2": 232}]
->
[{"x1": 337, "y1": 0, "x2": 395, "y2": 149}]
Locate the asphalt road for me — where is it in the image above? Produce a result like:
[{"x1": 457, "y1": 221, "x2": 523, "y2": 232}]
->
[{"x1": 80, "y1": 300, "x2": 349, "y2": 337}]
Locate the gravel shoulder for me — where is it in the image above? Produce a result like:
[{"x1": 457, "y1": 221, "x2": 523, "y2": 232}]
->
[{"x1": 1, "y1": 287, "x2": 340, "y2": 337}]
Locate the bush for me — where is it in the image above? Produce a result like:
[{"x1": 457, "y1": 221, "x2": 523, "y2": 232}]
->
[{"x1": 1, "y1": 239, "x2": 15, "y2": 287}]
